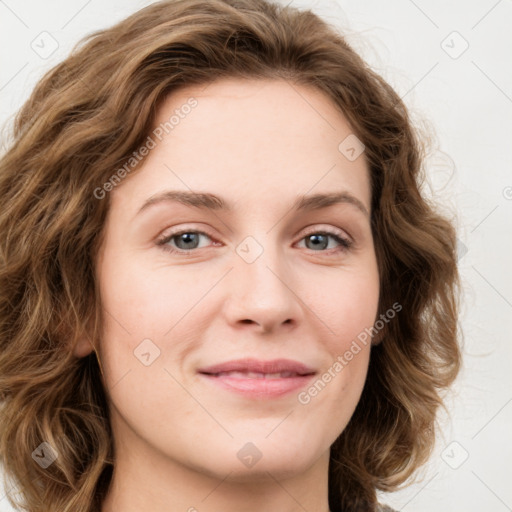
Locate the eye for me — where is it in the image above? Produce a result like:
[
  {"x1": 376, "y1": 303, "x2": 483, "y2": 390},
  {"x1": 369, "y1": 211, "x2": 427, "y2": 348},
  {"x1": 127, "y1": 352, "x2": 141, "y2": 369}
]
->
[
  {"x1": 156, "y1": 229, "x2": 217, "y2": 254},
  {"x1": 296, "y1": 229, "x2": 352, "y2": 253},
  {"x1": 155, "y1": 227, "x2": 353, "y2": 255}
]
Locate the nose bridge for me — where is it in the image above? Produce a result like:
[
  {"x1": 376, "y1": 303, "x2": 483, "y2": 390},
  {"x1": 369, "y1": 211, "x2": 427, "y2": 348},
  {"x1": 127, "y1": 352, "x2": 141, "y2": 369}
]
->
[{"x1": 225, "y1": 230, "x2": 301, "y2": 330}]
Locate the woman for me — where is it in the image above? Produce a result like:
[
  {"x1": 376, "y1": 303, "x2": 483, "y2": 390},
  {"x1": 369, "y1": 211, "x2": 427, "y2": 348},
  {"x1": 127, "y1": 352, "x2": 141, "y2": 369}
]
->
[{"x1": 0, "y1": 1, "x2": 461, "y2": 511}]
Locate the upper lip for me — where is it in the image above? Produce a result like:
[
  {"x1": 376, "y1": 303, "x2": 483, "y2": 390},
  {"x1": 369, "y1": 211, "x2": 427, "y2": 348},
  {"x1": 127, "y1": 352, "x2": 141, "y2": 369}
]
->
[{"x1": 197, "y1": 358, "x2": 317, "y2": 376}]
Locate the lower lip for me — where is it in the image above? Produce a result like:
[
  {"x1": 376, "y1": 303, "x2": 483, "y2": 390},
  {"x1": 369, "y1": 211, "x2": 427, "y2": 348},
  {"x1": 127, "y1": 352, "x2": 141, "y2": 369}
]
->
[{"x1": 198, "y1": 373, "x2": 316, "y2": 399}]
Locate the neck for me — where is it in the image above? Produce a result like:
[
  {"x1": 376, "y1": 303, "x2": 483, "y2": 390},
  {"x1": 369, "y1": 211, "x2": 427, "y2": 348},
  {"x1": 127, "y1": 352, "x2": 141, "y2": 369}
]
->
[{"x1": 100, "y1": 422, "x2": 331, "y2": 512}]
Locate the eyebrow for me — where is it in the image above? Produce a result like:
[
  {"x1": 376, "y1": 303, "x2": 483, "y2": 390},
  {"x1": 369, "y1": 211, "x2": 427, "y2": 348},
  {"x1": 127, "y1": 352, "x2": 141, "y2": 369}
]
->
[{"x1": 136, "y1": 190, "x2": 369, "y2": 217}]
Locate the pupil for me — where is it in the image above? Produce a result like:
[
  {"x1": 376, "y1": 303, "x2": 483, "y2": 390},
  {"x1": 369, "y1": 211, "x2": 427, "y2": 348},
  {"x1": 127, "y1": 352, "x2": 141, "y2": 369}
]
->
[
  {"x1": 177, "y1": 233, "x2": 198, "y2": 249},
  {"x1": 308, "y1": 234, "x2": 327, "y2": 250}
]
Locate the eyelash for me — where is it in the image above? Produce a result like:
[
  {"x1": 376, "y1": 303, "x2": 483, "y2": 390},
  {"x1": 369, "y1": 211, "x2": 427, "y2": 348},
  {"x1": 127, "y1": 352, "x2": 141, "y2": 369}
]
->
[{"x1": 155, "y1": 226, "x2": 353, "y2": 256}]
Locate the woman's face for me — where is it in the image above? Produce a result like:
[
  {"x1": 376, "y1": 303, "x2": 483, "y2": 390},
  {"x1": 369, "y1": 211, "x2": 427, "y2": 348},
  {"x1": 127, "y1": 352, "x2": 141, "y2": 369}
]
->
[{"x1": 85, "y1": 78, "x2": 379, "y2": 482}]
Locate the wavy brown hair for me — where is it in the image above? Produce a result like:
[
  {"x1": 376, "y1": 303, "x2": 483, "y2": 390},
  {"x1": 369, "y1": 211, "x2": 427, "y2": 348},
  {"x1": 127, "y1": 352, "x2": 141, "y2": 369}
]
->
[{"x1": 0, "y1": 1, "x2": 461, "y2": 511}]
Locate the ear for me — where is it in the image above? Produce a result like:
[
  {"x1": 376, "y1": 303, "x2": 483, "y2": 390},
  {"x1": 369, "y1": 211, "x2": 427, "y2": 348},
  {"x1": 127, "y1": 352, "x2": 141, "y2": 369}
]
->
[
  {"x1": 50, "y1": 290, "x2": 101, "y2": 360},
  {"x1": 370, "y1": 315, "x2": 386, "y2": 346},
  {"x1": 371, "y1": 329, "x2": 384, "y2": 346},
  {"x1": 73, "y1": 334, "x2": 95, "y2": 358},
  {"x1": 55, "y1": 313, "x2": 96, "y2": 358},
  {"x1": 72, "y1": 331, "x2": 105, "y2": 379}
]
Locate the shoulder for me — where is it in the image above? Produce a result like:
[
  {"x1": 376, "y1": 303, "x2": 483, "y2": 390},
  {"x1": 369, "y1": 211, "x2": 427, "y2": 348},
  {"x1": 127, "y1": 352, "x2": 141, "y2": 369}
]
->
[{"x1": 377, "y1": 505, "x2": 398, "y2": 512}]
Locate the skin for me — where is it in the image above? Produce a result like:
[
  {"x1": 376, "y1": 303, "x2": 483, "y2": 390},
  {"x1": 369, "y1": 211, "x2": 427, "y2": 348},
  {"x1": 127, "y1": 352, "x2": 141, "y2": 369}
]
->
[{"x1": 75, "y1": 78, "x2": 380, "y2": 512}]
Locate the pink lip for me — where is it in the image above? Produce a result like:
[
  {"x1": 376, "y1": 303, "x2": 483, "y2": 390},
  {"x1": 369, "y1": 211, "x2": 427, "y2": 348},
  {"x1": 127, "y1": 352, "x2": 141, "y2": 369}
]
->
[
  {"x1": 197, "y1": 358, "x2": 317, "y2": 399},
  {"x1": 197, "y1": 357, "x2": 316, "y2": 375}
]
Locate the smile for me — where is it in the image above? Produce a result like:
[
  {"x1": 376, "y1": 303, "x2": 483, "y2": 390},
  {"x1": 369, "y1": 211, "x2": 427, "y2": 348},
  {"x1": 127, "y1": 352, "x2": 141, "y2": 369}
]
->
[{"x1": 197, "y1": 358, "x2": 317, "y2": 399}]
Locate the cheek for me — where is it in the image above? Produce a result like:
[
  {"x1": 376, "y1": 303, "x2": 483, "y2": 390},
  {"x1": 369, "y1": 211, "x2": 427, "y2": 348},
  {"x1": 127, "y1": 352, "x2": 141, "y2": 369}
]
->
[
  {"x1": 98, "y1": 251, "x2": 208, "y2": 337},
  {"x1": 304, "y1": 268, "x2": 378, "y2": 415},
  {"x1": 299, "y1": 277, "x2": 376, "y2": 426},
  {"x1": 311, "y1": 270, "x2": 380, "y2": 353},
  {"x1": 96, "y1": 251, "x2": 208, "y2": 385}
]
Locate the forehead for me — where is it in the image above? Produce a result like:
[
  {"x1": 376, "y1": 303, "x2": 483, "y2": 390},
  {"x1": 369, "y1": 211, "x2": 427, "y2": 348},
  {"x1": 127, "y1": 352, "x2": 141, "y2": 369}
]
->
[
  {"x1": 110, "y1": 77, "x2": 371, "y2": 214},
  {"x1": 155, "y1": 77, "x2": 352, "y2": 147}
]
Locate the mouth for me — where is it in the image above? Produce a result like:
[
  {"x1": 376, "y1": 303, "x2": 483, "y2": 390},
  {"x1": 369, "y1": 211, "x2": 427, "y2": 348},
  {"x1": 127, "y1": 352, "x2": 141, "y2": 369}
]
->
[
  {"x1": 197, "y1": 358, "x2": 317, "y2": 399},
  {"x1": 202, "y1": 370, "x2": 311, "y2": 379}
]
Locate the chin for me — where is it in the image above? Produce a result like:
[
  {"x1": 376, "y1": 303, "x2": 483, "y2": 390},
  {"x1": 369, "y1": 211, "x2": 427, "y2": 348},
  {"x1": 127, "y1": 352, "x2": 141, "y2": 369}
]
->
[
  {"x1": 198, "y1": 440, "x2": 324, "y2": 483},
  {"x1": 219, "y1": 456, "x2": 316, "y2": 484}
]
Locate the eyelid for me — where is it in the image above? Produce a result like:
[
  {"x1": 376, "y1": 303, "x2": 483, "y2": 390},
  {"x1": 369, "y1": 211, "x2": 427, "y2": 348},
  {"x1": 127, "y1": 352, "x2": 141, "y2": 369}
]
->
[
  {"x1": 155, "y1": 225, "x2": 219, "y2": 248},
  {"x1": 300, "y1": 224, "x2": 352, "y2": 242},
  {"x1": 296, "y1": 225, "x2": 353, "y2": 252},
  {"x1": 155, "y1": 223, "x2": 353, "y2": 254}
]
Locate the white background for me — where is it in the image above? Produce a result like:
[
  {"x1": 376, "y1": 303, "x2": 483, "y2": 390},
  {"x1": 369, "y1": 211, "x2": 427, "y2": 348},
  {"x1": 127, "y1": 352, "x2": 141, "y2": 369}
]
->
[{"x1": 1, "y1": 1, "x2": 511, "y2": 511}]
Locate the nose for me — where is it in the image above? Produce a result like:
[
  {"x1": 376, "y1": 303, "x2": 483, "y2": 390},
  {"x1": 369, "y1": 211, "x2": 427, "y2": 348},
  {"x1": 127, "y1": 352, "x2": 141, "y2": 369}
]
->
[{"x1": 221, "y1": 236, "x2": 303, "y2": 334}]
